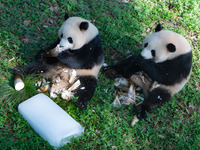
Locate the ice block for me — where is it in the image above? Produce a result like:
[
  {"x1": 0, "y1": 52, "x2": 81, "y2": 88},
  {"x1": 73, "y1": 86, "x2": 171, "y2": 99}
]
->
[{"x1": 18, "y1": 93, "x2": 84, "y2": 147}]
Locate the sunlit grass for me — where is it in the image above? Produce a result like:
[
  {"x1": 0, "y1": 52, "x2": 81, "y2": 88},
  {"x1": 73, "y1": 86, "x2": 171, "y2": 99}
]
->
[{"x1": 0, "y1": 0, "x2": 199, "y2": 149}]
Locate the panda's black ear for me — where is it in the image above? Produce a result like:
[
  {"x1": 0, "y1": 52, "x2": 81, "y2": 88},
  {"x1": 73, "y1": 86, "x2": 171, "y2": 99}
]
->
[
  {"x1": 155, "y1": 24, "x2": 163, "y2": 32},
  {"x1": 167, "y1": 43, "x2": 176, "y2": 52},
  {"x1": 80, "y1": 22, "x2": 89, "y2": 31},
  {"x1": 65, "y1": 12, "x2": 69, "y2": 20}
]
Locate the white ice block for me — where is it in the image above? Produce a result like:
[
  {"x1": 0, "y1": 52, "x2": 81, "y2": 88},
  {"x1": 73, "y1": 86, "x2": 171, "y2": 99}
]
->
[{"x1": 18, "y1": 93, "x2": 84, "y2": 147}]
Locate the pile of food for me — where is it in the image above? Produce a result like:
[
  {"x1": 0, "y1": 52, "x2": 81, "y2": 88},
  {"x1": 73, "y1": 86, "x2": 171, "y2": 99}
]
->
[
  {"x1": 112, "y1": 77, "x2": 144, "y2": 107},
  {"x1": 112, "y1": 75, "x2": 147, "y2": 127},
  {"x1": 36, "y1": 69, "x2": 82, "y2": 101}
]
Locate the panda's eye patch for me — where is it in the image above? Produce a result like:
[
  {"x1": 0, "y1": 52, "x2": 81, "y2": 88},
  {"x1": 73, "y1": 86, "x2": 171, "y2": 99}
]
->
[
  {"x1": 151, "y1": 50, "x2": 156, "y2": 57},
  {"x1": 67, "y1": 37, "x2": 73, "y2": 44},
  {"x1": 60, "y1": 34, "x2": 63, "y2": 38},
  {"x1": 144, "y1": 43, "x2": 148, "y2": 47}
]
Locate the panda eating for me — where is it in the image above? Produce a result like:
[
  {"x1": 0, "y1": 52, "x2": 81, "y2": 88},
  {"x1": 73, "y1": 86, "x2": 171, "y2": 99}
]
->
[
  {"x1": 14, "y1": 13, "x2": 104, "y2": 109},
  {"x1": 104, "y1": 24, "x2": 192, "y2": 121}
]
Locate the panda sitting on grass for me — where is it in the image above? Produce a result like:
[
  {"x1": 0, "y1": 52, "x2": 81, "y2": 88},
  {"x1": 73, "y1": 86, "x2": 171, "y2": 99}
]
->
[
  {"x1": 14, "y1": 13, "x2": 104, "y2": 110},
  {"x1": 104, "y1": 24, "x2": 192, "y2": 123}
]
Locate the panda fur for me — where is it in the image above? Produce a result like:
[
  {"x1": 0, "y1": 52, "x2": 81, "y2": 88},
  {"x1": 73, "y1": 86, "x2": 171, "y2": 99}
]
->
[
  {"x1": 104, "y1": 24, "x2": 192, "y2": 120},
  {"x1": 14, "y1": 13, "x2": 104, "y2": 109}
]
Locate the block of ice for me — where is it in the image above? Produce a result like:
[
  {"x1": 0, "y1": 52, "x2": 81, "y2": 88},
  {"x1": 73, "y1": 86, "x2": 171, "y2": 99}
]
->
[{"x1": 18, "y1": 93, "x2": 84, "y2": 147}]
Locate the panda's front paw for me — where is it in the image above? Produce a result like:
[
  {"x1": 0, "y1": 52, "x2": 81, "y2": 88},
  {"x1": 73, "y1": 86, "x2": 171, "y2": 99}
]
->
[
  {"x1": 102, "y1": 65, "x2": 111, "y2": 72},
  {"x1": 77, "y1": 100, "x2": 87, "y2": 110},
  {"x1": 102, "y1": 66, "x2": 120, "y2": 79},
  {"x1": 13, "y1": 67, "x2": 23, "y2": 75},
  {"x1": 136, "y1": 103, "x2": 147, "y2": 120}
]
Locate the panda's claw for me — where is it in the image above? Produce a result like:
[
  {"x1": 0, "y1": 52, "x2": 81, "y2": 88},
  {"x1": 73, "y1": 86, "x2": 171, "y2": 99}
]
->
[
  {"x1": 77, "y1": 100, "x2": 87, "y2": 110},
  {"x1": 102, "y1": 66, "x2": 111, "y2": 72}
]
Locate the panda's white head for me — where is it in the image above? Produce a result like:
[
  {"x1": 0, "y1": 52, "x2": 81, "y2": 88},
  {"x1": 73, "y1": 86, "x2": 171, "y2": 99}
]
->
[
  {"x1": 141, "y1": 24, "x2": 191, "y2": 63},
  {"x1": 58, "y1": 14, "x2": 98, "y2": 50}
]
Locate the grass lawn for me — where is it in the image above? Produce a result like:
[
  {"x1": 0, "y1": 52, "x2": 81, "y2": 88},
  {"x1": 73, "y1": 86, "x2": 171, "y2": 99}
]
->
[{"x1": 0, "y1": 0, "x2": 200, "y2": 149}]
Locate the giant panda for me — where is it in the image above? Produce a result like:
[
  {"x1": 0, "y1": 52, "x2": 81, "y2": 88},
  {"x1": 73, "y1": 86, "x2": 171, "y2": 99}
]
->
[
  {"x1": 104, "y1": 24, "x2": 192, "y2": 121},
  {"x1": 14, "y1": 13, "x2": 104, "y2": 109}
]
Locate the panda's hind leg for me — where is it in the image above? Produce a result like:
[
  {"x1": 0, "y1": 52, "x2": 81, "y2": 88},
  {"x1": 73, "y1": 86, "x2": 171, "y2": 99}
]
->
[
  {"x1": 74, "y1": 76, "x2": 97, "y2": 109},
  {"x1": 136, "y1": 88, "x2": 171, "y2": 120},
  {"x1": 14, "y1": 62, "x2": 49, "y2": 76}
]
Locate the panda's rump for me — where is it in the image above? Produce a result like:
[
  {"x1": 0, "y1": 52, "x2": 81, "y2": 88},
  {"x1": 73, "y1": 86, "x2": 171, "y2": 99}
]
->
[{"x1": 161, "y1": 72, "x2": 191, "y2": 96}]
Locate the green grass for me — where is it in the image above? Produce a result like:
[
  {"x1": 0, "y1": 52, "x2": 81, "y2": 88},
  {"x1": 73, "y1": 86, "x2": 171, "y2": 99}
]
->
[{"x1": 0, "y1": 0, "x2": 200, "y2": 149}]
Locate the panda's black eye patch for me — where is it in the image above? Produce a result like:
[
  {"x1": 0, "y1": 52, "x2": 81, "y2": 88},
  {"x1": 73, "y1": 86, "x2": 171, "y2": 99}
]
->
[
  {"x1": 68, "y1": 37, "x2": 73, "y2": 44},
  {"x1": 144, "y1": 43, "x2": 148, "y2": 48},
  {"x1": 151, "y1": 50, "x2": 156, "y2": 57},
  {"x1": 60, "y1": 34, "x2": 63, "y2": 38}
]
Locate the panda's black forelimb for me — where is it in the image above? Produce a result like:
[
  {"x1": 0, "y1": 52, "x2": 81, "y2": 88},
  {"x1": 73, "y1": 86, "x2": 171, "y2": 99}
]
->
[
  {"x1": 35, "y1": 38, "x2": 60, "y2": 62},
  {"x1": 106, "y1": 52, "x2": 192, "y2": 86},
  {"x1": 103, "y1": 54, "x2": 141, "y2": 79},
  {"x1": 137, "y1": 52, "x2": 192, "y2": 85},
  {"x1": 74, "y1": 76, "x2": 97, "y2": 109},
  {"x1": 136, "y1": 87, "x2": 171, "y2": 120},
  {"x1": 136, "y1": 56, "x2": 168, "y2": 84},
  {"x1": 14, "y1": 39, "x2": 61, "y2": 76}
]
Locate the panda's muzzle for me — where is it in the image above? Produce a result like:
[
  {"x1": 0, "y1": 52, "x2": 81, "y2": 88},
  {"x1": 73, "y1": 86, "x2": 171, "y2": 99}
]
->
[{"x1": 59, "y1": 38, "x2": 73, "y2": 50}]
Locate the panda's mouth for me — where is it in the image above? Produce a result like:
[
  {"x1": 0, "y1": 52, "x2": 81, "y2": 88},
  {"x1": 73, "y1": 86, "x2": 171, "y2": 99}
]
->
[
  {"x1": 59, "y1": 38, "x2": 74, "y2": 50},
  {"x1": 55, "y1": 44, "x2": 66, "y2": 52},
  {"x1": 59, "y1": 45, "x2": 65, "y2": 48},
  {"x1": 50, "y1": 44, "x2": 70, "y2": 56}
]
